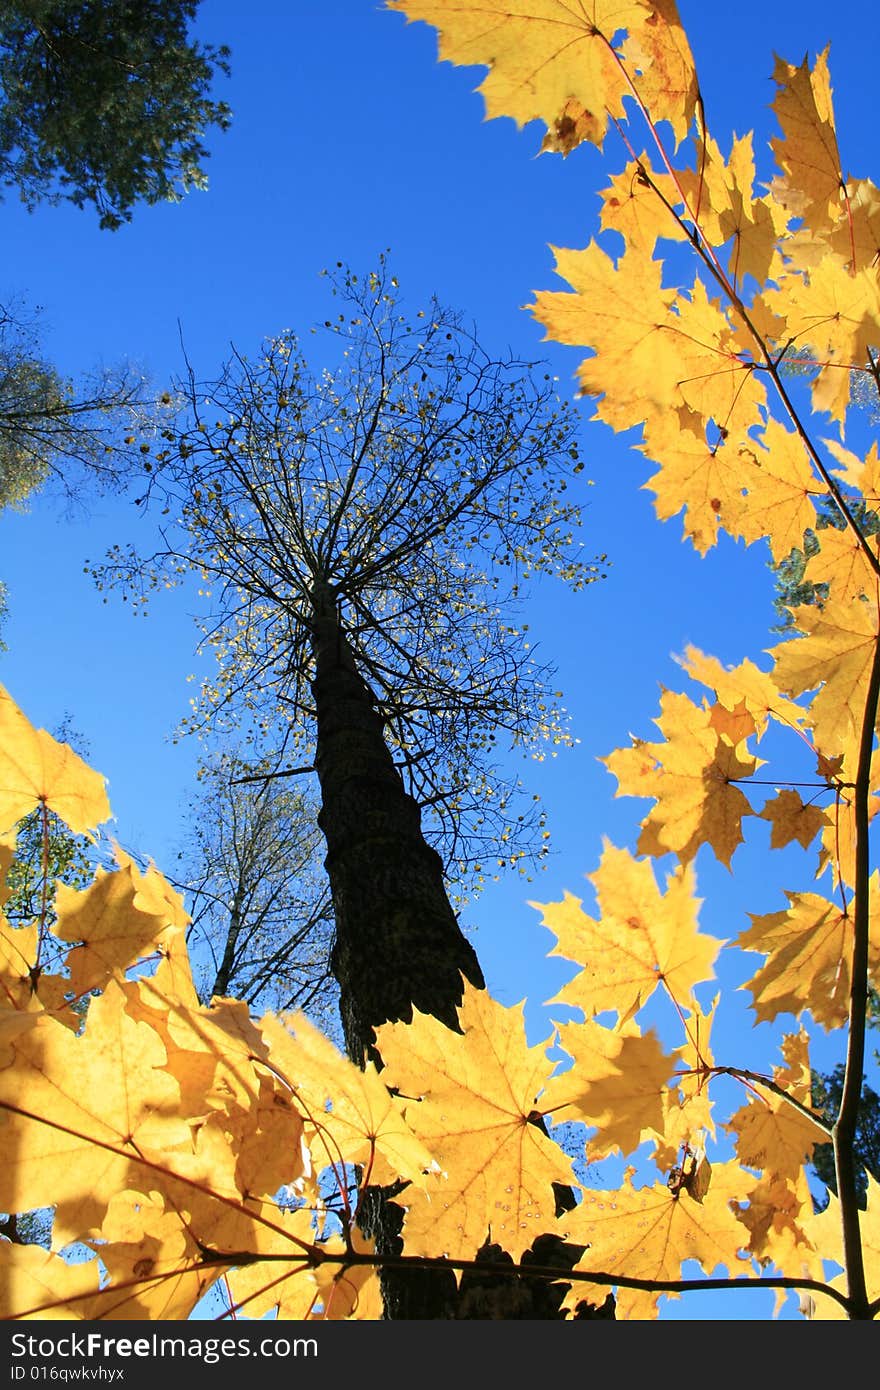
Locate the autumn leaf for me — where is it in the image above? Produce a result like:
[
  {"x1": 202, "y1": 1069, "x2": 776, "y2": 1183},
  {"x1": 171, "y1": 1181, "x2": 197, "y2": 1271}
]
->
[
  {"x1": 258, "y1": 1010, "x2": 436, "y2": 1190},
  {"x1": 732, "y1": 1169, "x2": 826, "y2": 1310},
  {"x1": 52, "y1": 855, "x2": 184, "y2": 997},
  {"x1": 679, "y1": 131, "x2": 787, "y2": 287},
  {"x1": 654, "y1": 994, "x2": 717, "y2": 1170},
  {"x1": 544, "y1": 1019, "x2": 680, "y2": 1160},
  {"x1": 737, "y1": 892, "x2": 857, "y2": 1029},
  {"x1": 128, "y1": 976, "x2": 268, "y2": 1117},
  {"x1": 677, "y1": 646, "x2": 807, "y2": 737},
  {"x1": 770, "y1": 47, "x2": 845, "y2": 234},
  {"x1": 599, "y1": 156, "x2": 687, "y2": 256},
  {"x1": 226, "y1": 1218, "x2": 382, "y2": 1321},
  {"x1": 724, "y1": 1030, "x2": 828, "y2": 1182},
  {"x1": 769, "y1": 595, "x2": 880, "y2": 769},
  {"x1": 84, "y1": 1189, "x2": 219, "y2": 1321},
  {"x1": 375, "y1": 984, "x2": 573, "y2": 1261},
  {"x1": 531, "y1": 242, "x2": 676, "y2": 432},
  {"x1": 0, "y1": 686, "x2": 110, "y2": 837},
  {"x1": 802, "y1": 1177, "x2": 880, "y2": 1319},
  {"x1": 562, "y1": 1161, "x2": 755, "y2": 1318},
  {"x1": 759, "y1": 789, "x2": 828, "y2": 851},
  {"x1": 801, "y1": 513, "x2": 880, "y2": 605},
  {"x1": 0, "y1": 1242, "x2": 99, "y2": 1321},
  {"x1": 0, "y1": 979, "x2": 189, "y2": 1245},
  {"x1": 602, "y1": 689, "x2": 758, "y2": 867},
  {"x1": 764, "y1": 258, "x2": 880, "y2": 421},
  {"x1": 537, "y1": 840, "x2": 720, "y2": 1025},
  {"x1": 0, "y1": 917, "x2": 79, "y2": 1023},
  {"x1": 385, "y1": 0, "x2": 697, "y2": 154},
  {"x1": 223, "y1": 1207, "x2": 325, "y2": 1320}
]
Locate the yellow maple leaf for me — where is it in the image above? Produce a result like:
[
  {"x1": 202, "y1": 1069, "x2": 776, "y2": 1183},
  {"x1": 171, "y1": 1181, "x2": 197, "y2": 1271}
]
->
[
  {"x1": 765, "y1": 258, "x2": 880, "y2": 422},
  {"x1": 563, "y1": 1160, "x2": 755, "y2": 1318},
  {"x1": 759, "y1": 789, "x2": 829, "y2": 851},
  {"x1": 0, "y1": 686, "x2": 110, "y2": 837},
  {"x1": 602, "y1": 689, "x2": 758, "y2": 867},
  {"x1": 617, "y1": 0, "x2": 698, "y2": 148},
  {"x1": 224, "y1": 1207, "x2": 324, "y2": 1320},
  {"x1": 640, "y1": 411, "x2": 748, "y2": 553},
  {"x1": 802, "y1": 522, "x2": 880, "y2": 606},
  {"x1": 258, "y1": 1010, "x2": 436, "y2": 1190},
  {"x1": 537, "y1": 841, "x2": 720, "y2": 1025},
  {"x1": 679, "y1": 131, "x2": 787, "y2": 287},
  {"x1": 312, "y1": 1228, "x2": 384, "y2": 1320},
  {"x1": 643, "y1": 412, "x2": 816, "y2": 561},
  {"x1": 825, "y1": 437, "x2": 880, "y2": 504},
  {"x1": 227, "y1": 1073, "x2": 308, "y2": 1203},
  {"x1": 732, "y1": 1169, "x2": 826, "y2": 1313},
  {"x1": 725, "y1": 1030, "x2": 828, "y2": 1181},
  {"x1": 737, "y1": 892, "x2": 856, "y2": 1029},
  {"x1": 531, "y1": 242, "x2": 677, "y2": 432},
  {"x1": 830, "y1": 177, "x2": 880, "y2": 276},
  {"x1": 84, "y1": 1189, "x2": 219, "y2": 1321},
  {"x1": 129, "y1": 976, "x2": 268, "y2": 1117},
  {"x1": 226, "y1": 1216, "x2": 381, "y2": 1321},
  {"x1": 0, "y1": 979, "x2": 189, "y2": 1246},
  {"x1": 52, "y1": 856, "x2": 184, "y2": 997},
  {"x1": 386, "y1": 0, "x2": 695, "y2": 154},
  {"x1": 654, "y1": 994, "x2": 717, "y2": 1170},
  {"x1": 545, "y1": 1020, "x2": 680, "y2": 1160},
  {"x1": 599, "y1": 156, "x2": 687, "y2": 256},
  {"x1": 678, "y1": 646, "x2": 807, "y2": 737},
  {"x1": 375, "y1": 984, "x2": 573, "y2": 1262},
  {"x1": 800, "y1": 1176, "x2": 880, "y2": 1319},
  {"x1": 734, "y1": 417, "x2": 818, "y2": 565},
  {"x1": 770, "y1": 47, "x2": 844, "y2": 234},
  {"x1": 0, "y1": 917, "x2": 79, "y2": 1026},
  {"x1": 0, "y1": 1242, "x2": 99, "y2": 1320},
  {"x1": 769, "y1": 594, "x2": 880, "y2": 769}
]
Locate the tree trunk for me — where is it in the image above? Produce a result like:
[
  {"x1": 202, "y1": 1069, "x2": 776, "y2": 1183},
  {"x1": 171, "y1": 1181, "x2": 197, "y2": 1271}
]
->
[
  {"x1": 309, "y1": 576, "x2": 484, "y2": 1064},
  {"x1": 307, "y1": 576, "x2": 612, "y2": 1320}
]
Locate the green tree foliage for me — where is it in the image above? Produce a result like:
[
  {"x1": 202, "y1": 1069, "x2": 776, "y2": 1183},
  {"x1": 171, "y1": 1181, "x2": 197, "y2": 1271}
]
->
[
  {"x1": 0, "y1": 299, "x2": 155, "y2": 644},
  {"x1": 0, "y1": 300, "x2": 148, "y2": 511},
  {"x1": 0, "y1": 0, "x2": 231, "y2": 229},
  {"x1": 813, "y1": 1063, "x2": 880, "y2": 1209}
]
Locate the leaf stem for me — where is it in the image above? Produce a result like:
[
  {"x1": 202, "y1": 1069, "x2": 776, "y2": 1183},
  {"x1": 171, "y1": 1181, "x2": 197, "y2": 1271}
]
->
[{"x1": 831, "y1": 598, "x2": 880, "y2": 1318}]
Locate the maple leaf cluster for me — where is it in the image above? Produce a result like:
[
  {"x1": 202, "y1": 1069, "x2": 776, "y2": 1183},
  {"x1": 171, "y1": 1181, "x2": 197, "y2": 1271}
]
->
[
  {"x1": 2, "y1": 0, "x2": 880, "y2": 1320},
  {"x1": 385, "y1": 0, "x2": 880, "y2": 1319}
]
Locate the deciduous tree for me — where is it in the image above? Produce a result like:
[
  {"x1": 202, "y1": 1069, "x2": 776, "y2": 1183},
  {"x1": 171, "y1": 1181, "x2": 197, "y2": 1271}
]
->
[
  {"x1": 97, "y1": 257, "x2": 603, "y2": 1063},
  {"x1": 3, "y1": 0, "x2": 880, "y2": 1327}
]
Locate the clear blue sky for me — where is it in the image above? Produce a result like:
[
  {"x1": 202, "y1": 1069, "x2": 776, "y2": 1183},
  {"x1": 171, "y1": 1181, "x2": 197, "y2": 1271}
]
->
[{"x1": 1, "y1": 0, "x2": 878, "y2": 1320}]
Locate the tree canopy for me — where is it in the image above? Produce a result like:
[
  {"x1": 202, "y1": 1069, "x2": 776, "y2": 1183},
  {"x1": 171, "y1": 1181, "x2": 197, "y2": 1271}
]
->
[
  {"x1": 0, "y1": 0, "x2": 230, "y2": 229},
  {"x1": 99, "y1": 259, "x2": 605, "y2": 891}
]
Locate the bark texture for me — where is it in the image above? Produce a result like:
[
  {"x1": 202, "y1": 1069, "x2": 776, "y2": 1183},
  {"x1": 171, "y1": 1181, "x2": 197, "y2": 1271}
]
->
[
  {"x1": 308, "y1": 577, "x2": 612, "y2": 1320},
  {"x1": 309, "y1": 578, "x2": 484, "y2": 1065}
]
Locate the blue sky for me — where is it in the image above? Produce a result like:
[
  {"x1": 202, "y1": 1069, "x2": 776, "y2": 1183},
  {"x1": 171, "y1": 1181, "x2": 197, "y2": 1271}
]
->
[{"x1": 1, "y1": 1, "x2": 878, "y2": 1320}]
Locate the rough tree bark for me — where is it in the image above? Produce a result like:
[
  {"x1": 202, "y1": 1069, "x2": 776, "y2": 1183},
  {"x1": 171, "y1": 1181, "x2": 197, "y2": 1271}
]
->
[{"x1": 308, "y1": 576, "x2": 613, "y2": 1320}]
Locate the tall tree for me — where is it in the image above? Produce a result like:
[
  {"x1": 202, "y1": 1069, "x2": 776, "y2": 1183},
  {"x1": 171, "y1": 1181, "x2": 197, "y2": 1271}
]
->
[
  {"x1": 0, "y1": 0, "x2": 230, "y2": 229},
  {"x1": 96, "y1": 261, "x2": 605, "y2": 1316},
  {"x1": 99, "y1": 259, "x2": 604, "y2": 1062}
]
